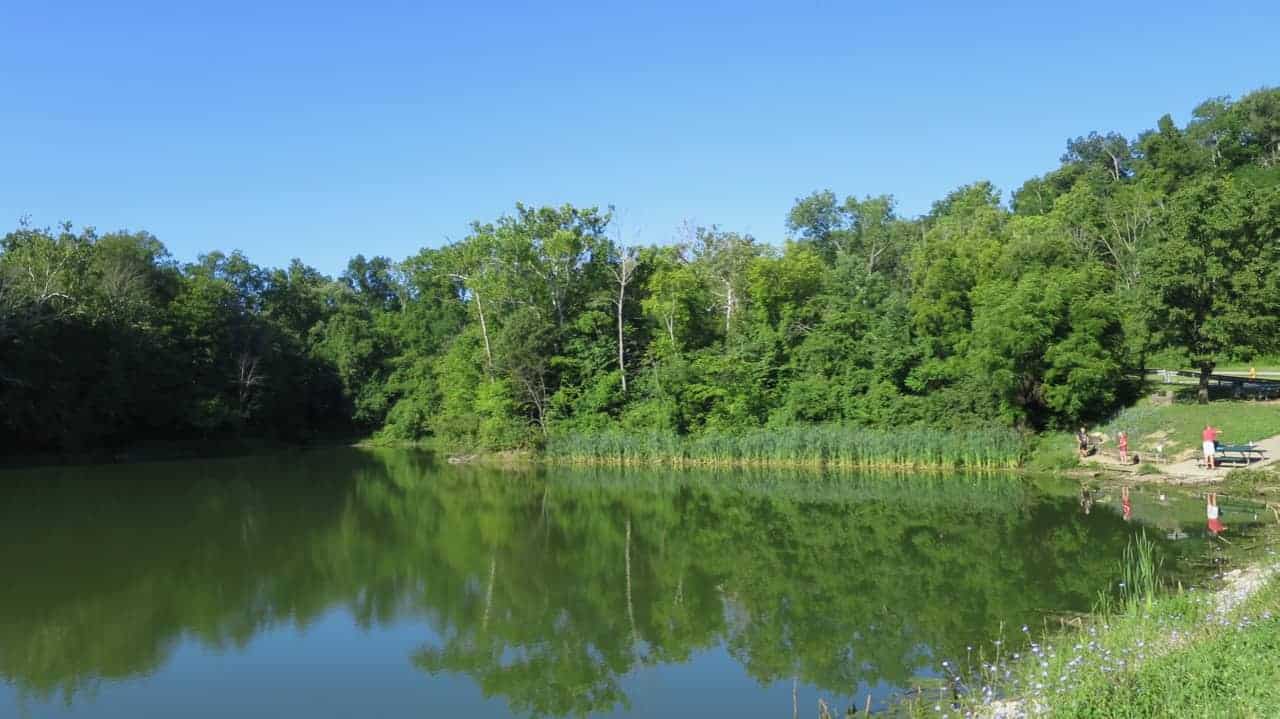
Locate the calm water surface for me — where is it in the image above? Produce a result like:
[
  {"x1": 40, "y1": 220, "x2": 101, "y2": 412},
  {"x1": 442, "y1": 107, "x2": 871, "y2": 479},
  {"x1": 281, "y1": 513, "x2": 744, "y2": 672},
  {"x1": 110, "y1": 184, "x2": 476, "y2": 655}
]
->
[{"x1": 0, "y1": 449, "x2": 1249, "y2": 717}]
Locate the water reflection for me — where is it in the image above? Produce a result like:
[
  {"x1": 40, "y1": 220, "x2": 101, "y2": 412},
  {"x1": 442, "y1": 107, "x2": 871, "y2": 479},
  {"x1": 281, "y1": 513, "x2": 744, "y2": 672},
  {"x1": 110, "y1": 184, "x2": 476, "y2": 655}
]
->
[{"x1": 0, "y1": 450, "x2": 1235, "y2": 716}]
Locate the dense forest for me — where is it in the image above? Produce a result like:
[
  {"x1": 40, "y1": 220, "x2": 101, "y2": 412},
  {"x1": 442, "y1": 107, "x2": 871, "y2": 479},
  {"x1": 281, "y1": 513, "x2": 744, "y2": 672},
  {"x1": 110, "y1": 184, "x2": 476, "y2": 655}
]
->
[{"x1": 3, "y1": 89, "x2": 1279, "y2": 454}]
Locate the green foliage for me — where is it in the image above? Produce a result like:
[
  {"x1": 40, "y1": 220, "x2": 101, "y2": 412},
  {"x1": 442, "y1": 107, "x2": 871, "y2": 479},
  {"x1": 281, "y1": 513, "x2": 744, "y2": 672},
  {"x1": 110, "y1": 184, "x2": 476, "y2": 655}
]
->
[
  {"x1": 1026, "y1": 433, "x2": 1081, "y2": 472},
  {"x1": 5, "y1": 88, "x2": 1280, "y2": 454},
  {"x1": 1141, "y1": 175, "x2": 1280, "y2": 399}
]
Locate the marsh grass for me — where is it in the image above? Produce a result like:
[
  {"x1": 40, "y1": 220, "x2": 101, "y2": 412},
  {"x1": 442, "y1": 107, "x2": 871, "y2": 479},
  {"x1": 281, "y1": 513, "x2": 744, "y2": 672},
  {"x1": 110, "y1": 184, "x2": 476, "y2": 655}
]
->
[
  {"x1": 545, "y1": 425, "x2": 1025, "y2": 470},
  {"x1": 1114, "y1": 531, "x2": 1163, "y2": 613}
]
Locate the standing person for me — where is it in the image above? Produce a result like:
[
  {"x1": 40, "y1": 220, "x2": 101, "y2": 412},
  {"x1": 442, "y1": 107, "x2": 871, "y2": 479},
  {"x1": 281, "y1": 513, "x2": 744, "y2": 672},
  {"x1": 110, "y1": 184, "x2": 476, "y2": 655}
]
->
[
  {"x1": 1249, "y1": 366, "x2": 1258, "y2": 381},
  {"x1": 1077, "y1": 427, "x2": 1091, "y2": 458},
  {"x1": 1206, "y1": 493, "x2": 1225, "y2": 536},
  {"x1": 1118, "y1": 431, "x2": 1129, "y2": 465},
  {"x1": 1203, "y1": 425, "x2": 1221, "y2": 469}
]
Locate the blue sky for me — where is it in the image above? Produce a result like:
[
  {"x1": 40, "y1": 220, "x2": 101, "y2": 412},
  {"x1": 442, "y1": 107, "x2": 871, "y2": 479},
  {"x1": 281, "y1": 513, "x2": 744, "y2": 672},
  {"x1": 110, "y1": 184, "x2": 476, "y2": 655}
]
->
[{"x1": 3, "y1": 1, "x2": 1278, "y2": 275}]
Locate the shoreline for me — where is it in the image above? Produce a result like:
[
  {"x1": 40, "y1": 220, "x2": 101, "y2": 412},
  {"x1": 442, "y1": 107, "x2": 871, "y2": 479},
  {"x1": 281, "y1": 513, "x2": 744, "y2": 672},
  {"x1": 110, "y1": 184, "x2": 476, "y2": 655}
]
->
[{"x1": 979, "y1": 558, "x2": 1280, "y2": 718}]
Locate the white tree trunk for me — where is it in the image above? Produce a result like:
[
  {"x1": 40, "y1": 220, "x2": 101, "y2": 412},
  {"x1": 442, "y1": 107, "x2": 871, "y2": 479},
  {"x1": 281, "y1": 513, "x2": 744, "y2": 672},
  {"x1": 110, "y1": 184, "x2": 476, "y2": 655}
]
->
[{"x1": 474, "y1": 290, "x2": 493, "y2": 372}]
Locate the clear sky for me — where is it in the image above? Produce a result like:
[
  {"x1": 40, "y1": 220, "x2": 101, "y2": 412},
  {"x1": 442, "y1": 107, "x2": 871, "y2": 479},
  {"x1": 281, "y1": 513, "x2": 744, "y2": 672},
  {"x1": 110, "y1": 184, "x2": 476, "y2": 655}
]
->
[{"x1": 4, "y1": 1, "x2": 1278, "y2": 275}]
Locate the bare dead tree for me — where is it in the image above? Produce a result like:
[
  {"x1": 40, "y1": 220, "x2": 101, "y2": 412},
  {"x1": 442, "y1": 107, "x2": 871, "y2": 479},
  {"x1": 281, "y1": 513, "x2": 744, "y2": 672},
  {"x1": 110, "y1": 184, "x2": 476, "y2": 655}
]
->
[
  {"x1": 610, "y1": 247, "x2": 639, "y2": 394},
  {"x1": 24, "y1": 247, "x2": 77, "y2": 309},
  {"x1": 517, "y1": 368, "x2": 550, "y2": 436},
  {"x1": 99, "y1": 257, "x2": 148, "y2": 318},
  {"x1": 235, "y1": 352, "x2": 266, "y2": 418},
  {"x1": 449, "y1": 273, "x2": 494, "y2": 372},
  {"x1": 1100, "y1": 193, "x2": 1160, "y2": 290}
]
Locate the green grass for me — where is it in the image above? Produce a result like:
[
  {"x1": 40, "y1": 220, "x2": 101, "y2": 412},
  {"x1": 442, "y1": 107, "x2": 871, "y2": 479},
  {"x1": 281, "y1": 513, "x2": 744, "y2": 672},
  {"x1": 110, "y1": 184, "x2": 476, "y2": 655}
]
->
[
  {"x1": 1038, "y1": 574, "x2": 1280, "y2": 718},
  {"x1": 544, "y1": 425, "x2": 1026, "y2": 470},
  {"x1": 1098, "y1": 399, "x2": 1280, "y2": 461},
  {"x1": 913, "y1": 551, "x2": 1280, "y2": 718},
  {"x1": 1220, "y1": 467, "x2": 1280, "y2": 500},
  {"x1": 1026, "y1": 432, "x2": 1082, "y2": 471}
]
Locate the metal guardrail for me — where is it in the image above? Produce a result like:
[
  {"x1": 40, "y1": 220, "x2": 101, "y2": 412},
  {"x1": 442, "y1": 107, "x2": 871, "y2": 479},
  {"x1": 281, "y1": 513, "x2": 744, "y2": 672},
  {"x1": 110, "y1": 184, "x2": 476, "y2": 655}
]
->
[{"x1": 1149, "y1": 368, "x2": 1280, "y2": 386}]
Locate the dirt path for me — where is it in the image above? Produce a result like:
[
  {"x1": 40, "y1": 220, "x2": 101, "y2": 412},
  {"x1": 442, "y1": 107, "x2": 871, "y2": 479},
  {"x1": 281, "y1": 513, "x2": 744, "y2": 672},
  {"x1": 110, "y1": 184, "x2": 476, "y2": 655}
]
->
[
  {"x1": 1162, "y1": 433, "x2": 1280, "y2": 481},
  {"x1": 1080, "y1": 432, "x2": 1280, "y2": 484}
]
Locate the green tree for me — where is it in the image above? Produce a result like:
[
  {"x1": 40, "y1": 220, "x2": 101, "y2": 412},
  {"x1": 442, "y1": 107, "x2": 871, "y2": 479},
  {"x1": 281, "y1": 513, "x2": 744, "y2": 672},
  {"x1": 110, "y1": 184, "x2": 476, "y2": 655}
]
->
[{"x1": 1141, "y1": 176, "x2": 1280, "y2": 402}]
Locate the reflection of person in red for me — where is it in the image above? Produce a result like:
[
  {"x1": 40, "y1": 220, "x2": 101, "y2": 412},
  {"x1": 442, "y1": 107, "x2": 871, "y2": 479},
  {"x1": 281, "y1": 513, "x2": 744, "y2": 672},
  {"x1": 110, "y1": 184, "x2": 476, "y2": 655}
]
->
[
  {"x1": 1122, "y1": 486, "x2": 1132, "y2": 522},
  {"x1": 1206, "y1": 492, "x2": 1225, "y2": 535}
]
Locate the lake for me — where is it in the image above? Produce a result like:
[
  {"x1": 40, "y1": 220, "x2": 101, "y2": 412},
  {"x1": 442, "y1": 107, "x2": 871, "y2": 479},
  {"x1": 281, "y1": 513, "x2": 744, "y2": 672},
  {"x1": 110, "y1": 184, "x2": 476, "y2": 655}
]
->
[{"x1": 0, "y1": 448, "x2": 1252, "y2": 717}]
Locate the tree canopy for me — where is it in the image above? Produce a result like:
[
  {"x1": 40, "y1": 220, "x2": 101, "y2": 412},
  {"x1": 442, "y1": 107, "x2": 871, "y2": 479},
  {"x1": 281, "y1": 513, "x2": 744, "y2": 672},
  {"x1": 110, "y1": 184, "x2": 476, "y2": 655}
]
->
[{"x1": 4, "y1": 87, "x2": 1279, "y2": 454}]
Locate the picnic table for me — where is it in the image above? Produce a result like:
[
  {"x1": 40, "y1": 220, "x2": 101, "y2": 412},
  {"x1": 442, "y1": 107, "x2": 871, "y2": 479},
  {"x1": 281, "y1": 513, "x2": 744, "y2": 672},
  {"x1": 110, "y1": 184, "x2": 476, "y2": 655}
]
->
[{"x1": 1213, "y1": 442, "x2": 1267, "y2": 466}]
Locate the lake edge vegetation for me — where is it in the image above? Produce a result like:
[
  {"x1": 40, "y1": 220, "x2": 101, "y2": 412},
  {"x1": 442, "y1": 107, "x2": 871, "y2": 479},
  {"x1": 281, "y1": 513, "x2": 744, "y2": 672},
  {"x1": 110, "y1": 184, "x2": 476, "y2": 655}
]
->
[
  {"x1": 917, "y1": 544, "x2": 1280, "y2": 718},
  {"x1": 544, "y1": 425, "x2": 1025, "y2": 470},
  {"x1": 4, "y1": 88, "x2": 1280, "y2": 462}
]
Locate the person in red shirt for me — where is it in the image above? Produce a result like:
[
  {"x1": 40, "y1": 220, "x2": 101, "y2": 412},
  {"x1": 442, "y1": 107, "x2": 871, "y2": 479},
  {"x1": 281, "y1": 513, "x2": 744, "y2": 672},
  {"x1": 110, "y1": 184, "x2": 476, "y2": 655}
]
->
[
  {"x1": 1202, "y1": 425, "x2": 1221, "y2": 469},
  {"x1": 1118, "y1": 431, "x2": 1129, "y2": 465}
]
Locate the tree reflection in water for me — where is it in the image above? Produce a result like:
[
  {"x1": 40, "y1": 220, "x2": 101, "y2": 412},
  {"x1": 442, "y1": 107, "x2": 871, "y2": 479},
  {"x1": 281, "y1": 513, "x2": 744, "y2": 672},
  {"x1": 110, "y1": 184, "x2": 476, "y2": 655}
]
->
[{"x1": 0, "y1": 449, "x2": 1213, "y2": 716}]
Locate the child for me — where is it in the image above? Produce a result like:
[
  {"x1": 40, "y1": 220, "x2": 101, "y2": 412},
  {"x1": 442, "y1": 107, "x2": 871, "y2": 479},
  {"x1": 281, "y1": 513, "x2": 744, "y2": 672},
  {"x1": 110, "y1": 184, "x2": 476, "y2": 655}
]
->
[
  {"x1": 1077, "y1": 427, "x2": 1090, "y2": 458},
  {"x1": 1206, "y1": 493, "x2": 1225, "y2": 536},
  {"x1": 1118, "y1": 431, "x2": 1129, "y2": 465}
]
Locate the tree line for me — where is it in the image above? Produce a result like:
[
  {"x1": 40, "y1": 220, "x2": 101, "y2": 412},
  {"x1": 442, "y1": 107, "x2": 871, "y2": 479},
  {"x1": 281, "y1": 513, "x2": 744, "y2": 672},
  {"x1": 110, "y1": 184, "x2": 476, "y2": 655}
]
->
[{"x1": 3, "y1": 88, "x2": 1279, "y2": 453}]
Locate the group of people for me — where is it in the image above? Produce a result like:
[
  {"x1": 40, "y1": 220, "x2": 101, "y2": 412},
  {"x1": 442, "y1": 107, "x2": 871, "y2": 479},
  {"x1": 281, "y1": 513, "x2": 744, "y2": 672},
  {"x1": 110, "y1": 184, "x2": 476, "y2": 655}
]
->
[
  {"x1": 1073, "y1": 422, "x2": 1242, "y2": 538},
  {"x1": 1076, "y1": 426, "x2": 1131, "y2": 463},
  {"x1": 1075, "y1": 424, "x2": 1225, "y2": 468}
]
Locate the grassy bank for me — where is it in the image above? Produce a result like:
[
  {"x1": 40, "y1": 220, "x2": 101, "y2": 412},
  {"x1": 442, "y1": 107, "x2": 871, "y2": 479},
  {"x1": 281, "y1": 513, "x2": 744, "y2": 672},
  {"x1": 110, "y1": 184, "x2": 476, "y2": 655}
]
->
[
  {"x1": 545, "y1": 425, "x2": 1025, "y2": 470},
  {"x1": 909, "y1": 529, "x2": 1280, "y2": 718},
  {"x1": 1026, "y1": 398, "x2": 1280, "y2": 472},
  {"x1": 1101, "y1": 399, "x2": 1280, "y2": 460},
  {"x1": 982, "y1": 570, "x2": 1280, "y2": 718}
]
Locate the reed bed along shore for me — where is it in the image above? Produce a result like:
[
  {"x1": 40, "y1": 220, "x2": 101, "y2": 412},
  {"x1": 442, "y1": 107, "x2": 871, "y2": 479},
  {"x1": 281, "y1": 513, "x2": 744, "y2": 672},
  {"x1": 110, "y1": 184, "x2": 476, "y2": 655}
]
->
[{"x1": 544, "y1": 426, "x2": 1026, "y2": 470}]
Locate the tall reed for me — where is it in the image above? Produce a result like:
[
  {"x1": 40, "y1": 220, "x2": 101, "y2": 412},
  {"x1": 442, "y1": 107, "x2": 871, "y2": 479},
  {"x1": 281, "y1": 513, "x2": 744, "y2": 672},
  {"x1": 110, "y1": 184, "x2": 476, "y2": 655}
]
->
[
  {"x1": 544, "y1": 425, "x2": 1025, "y2": 470},
  {"x1": 1097, "y1": 530, "x2": 1163, "y2": 616}
]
